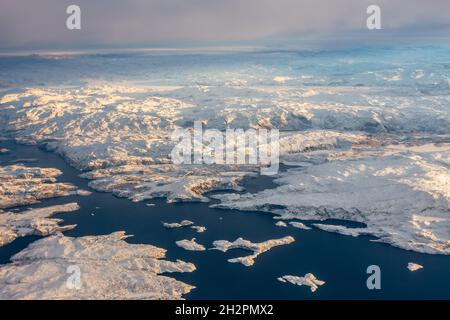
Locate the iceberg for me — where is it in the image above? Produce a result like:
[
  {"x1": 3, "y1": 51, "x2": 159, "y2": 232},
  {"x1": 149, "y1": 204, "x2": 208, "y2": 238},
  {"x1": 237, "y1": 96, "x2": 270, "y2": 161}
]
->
[
  {"x1": 191, "y1": 226, "x2": 207, "y2": 233},
  {"x1": 275, "y1": 221, "x2": 288, "y2": 227}
]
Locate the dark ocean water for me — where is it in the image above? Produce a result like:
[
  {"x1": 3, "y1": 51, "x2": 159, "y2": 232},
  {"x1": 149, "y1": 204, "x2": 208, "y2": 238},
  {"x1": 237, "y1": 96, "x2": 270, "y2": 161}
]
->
[{"x1": 1, "y1": 139, "x2": 449, "y2": 299}]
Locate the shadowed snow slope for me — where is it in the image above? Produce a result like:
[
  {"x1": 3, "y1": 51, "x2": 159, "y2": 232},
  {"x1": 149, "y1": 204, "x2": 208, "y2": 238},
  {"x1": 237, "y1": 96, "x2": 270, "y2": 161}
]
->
[{"x1": 0, "y1": 231, "x2": 196, "y2": 300}]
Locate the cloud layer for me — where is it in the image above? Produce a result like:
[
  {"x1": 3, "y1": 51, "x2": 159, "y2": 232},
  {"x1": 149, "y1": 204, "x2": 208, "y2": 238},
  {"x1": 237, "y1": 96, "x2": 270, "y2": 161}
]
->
[{"x1": 1, "y1": 0, "x2": 450, "y2": 50}]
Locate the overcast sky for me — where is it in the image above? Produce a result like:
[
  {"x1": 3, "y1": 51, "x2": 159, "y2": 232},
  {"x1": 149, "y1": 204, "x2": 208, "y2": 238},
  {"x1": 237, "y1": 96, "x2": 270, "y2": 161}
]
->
[{"x1": 1, "y1": 0, "x2": 450, "y2": 51}]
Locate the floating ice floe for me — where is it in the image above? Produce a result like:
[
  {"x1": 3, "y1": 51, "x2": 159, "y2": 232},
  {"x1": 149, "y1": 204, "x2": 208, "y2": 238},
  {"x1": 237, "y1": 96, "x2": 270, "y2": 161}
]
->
[
  {"x1": 163, "y1": 220, "x2": 194, "y2": 229},
  {"x1": 212, "y1": 236, "x2": 295, "y2": 267},
  {"x1": 278, "y1": 274, "x2": 325, "y2": 292},
  {"x1": 407, "y1": 263, "x2": 424, "y2": 272},
  {"x1": 191, "y1": 226, "x2": 207, "y2": 233},
  {"x1": 0, "y1": 231, "x2": 195, "y2": 299},
  {"x1": 275, "y1": 221, "x2": 288, "y2": 227},
  {"x1": 0, "y1": 203, "x2": 80, "y2": 247},
  {"x1": 176, "y1": 238, "x2": 206, "y2": 251},
  {"x1": 0, "y1": 165, "x2": 81, "y2": 209},
  {"x1": 0, "y1": 148, "x2": 9, "y2": 154}
]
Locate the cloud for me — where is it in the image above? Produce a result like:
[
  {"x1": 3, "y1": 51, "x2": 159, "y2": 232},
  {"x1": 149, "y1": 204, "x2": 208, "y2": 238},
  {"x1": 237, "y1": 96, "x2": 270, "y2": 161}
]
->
[{"x1": 1, "y1": 0, "x2": 449, "y2": 50}]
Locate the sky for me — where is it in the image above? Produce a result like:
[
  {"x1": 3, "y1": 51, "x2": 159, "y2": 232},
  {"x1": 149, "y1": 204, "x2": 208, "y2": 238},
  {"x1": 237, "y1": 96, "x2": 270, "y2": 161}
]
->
[{"x1": 1, "y1": 0, "x2": 450, "y2": 51}]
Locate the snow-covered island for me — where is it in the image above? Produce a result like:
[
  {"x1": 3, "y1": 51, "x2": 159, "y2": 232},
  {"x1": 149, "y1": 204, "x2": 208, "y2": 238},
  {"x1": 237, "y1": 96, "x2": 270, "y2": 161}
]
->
[
  {"x1": 0, "y1": 59, "x2": 449, "y2": 259},
  {"x1": 0, "y1": 163, "x2": 91, "y2": 247},
  {"x1": 0, "y1": 231, "x2": 196, "y2": 299},
  {"x1": 289, "y1": 222, "x2": 311, "y2": 230},
  {"x1": 278, "y1": 274, "x2": 325, "y2": 292},
  {"x1": 0, "y1": 154, "x2": 196, "y2": 299},
  {"x1": 407, "y1": 263, "x2": 424, "y2": 272},
  {"x1": 0, "y1": 165, "x2": 81, "y2": 209},
  {"x1": 0, "y1": 203, "x2": 79, "y2": 247},
  {"x1": 176, "y1": 238, "x2": 206, "y2": 251},
  {"x1": 212, "y1": 236, "x2": 295, "y2": 267}
]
